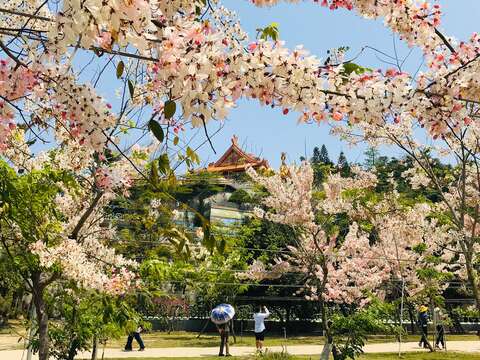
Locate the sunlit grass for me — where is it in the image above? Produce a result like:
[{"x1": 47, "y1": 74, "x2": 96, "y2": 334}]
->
[
  {"x1": 104, "y1": 331, "x2": 478, "y2": 348},
  {"x1": 104, "y1": 353, "x2": 480, "y2": 360}
]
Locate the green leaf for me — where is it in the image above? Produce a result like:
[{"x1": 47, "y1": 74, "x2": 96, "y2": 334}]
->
[
  {"x1": 203, "y1": 225, "x2": 215, "y2": 251},
  {"x1": 148, "y1": 119, "x2": 164, "y2": 142},
  {"x1": 128, "y1": 80, "x2": 135, "y2": 99},
  {"x1": 116, "y1": 61, "x2": 125, "y2": 79},
  {"x1": 259, "y1": 22, "x2": 280, "y2": 41},
  {"x1": 150, "y1": 162, "x2": 159, "y2": 185},
  {"x1": 164, "y1": 100, "x2": 176, "y2": 119},
  {"x1": 217, "y1": 237, "x2": 226, "y2": 254},
  {"x1": 157, "y1": 153, "x2": 170, "y2": 175},
  {"x1": 342, "y1": 62, "x2": 372, "y2": 75},
  {"x1": 173, "y1": 136, "x2": 179, "y2": 146},
  {"x1": 185, "y1": 146, "x2": 200, "y2": 165}
]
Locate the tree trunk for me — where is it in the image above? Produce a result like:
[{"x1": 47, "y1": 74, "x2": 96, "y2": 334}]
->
[
  {"x1": 91, "y1": 335, "x2": 98, "y2": 360},
  {"x1": 319, "y1": 299, "x2": 332, "y2": 360},
  {"x1": 465, "y1": 257, "x2": 480, "y2": 314},
  {"x1": 407, "y1": 302, "x2": 416, "y2": 335},
  {"x1": 32, "y1": 274, "x2": 48, "y2": 360},
  {"x1": 285, "y1": 305, "x2": 291, "y2": 330},
  {"x1": 67, "y1": 305, "x2": 79, "y2": 360},
  {"x1": 67, "y1": 337, "x2": 79, "y2": 360}
]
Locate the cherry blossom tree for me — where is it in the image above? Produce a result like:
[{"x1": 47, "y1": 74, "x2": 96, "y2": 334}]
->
[
  {"x1": 244, "y1": 161, "x2": 451, "y2": 358},
  {"x1": 0, "y1": 149, "x2": 145, "y2": 359},
  {"x1": 2, "y1": 1, "x2": 480, "y2": 357},
  {"x1": 247, "y1": 0, "x2": 480, "y2": 315}
]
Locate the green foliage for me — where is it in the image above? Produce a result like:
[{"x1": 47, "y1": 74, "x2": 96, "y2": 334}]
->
[
  {"x1": 310, "y1": 145, "x2": 334, "y2": 186},
  {"x1": 0, "y1": 159, "x2": 78, "y2": 281},
  {"x1": 312, "y1": 145, "x2": 332, "y2": 166},
  {"x1": 337, "y1": 151, "x2": 351, "y2": 177},
  {"x1": 229, "y1": 189, "x2": 254, "y2": 205},
  {"x1": 257, "y1": 350, "x2": 292, "y2": 360},
  {"x1": 0, "y1": 250, "x2": 24, "y2": 325},
  {"x1": 148, "y1": 119, "x2": 164, "y2": 142},
  {"x1": 164, "y1": 100, "x2": 177, "y2": 119},
  {"x1": 29, "y1": 290, "x2": 145, "y2": 360},
  {"x1": 128, "y1": 79, "x2": 135, "y2": 99},
  {"x1": 331, "y1": 300, "x2": 400, "y2": 360},
  {"x1": 257, "y1": 22, "x2": 280, "y2": 41},
  {"x1": 194, "y1": 0, "x2": 207, "y2": 17},
  {"x1": 116, "y1": 61, "x2": 125, "y2": 78},
  {"x1": 363, "y1": 147, "x2": 380, "y2": 170},
  {"x1": 341, "y1": 62, "x2": 372, "y2": 76},
  {"x1": 178, "y1": 147, "x2": 201, "y2": 170}
]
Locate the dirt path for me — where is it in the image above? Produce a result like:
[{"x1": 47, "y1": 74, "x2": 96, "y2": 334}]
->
[{"x1": 1, "y1": 341, "x2": 479, "y2": 359}]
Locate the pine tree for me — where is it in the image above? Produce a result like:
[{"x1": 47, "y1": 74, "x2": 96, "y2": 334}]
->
[
  {"x1": 311, "y1": 146, "x2": 321, "y2": 164},
  {"x1": 319, "y1": 144, "x2": 332, "y2": 165},
  {"x1": 337, "y1": 151, "x2": 351, "y2": 177},
  {"x1": 364, "y1": 147, "x2": 380, "y2": 169}
]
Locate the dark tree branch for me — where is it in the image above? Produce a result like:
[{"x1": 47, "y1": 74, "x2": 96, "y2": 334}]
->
[
  {"x1": 69, "y1": 191, "x2": 103, "y2": 240},
  {"x1": 435, "y1": 28, "x2": 455, "y2": 53}
]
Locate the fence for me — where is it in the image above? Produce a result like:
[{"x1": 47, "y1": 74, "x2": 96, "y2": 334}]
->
[{"x1": 147, "y1": 317, "x2": 480, "y2": 335}]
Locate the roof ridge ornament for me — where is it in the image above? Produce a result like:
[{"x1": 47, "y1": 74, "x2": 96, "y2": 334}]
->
[{"x1": 279, "y1": 152, "x2": 290, "y2": 180}]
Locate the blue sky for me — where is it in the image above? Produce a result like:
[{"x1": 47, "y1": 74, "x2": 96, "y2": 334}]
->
[{"x1": 194, "y1": 1, "x2": 480, "y2": 168}]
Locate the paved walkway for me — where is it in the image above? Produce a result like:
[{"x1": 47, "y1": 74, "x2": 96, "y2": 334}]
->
[{"x1": 2, "y1": 341, "x2": 480, "y2": 359}]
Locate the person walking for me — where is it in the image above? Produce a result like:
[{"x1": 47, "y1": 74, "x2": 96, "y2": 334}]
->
[
  {"x1": 124, "y1": 325, "x2": 145, "y2": 352},
  {"x1": 434, "y1": 307, "x2": 446, "y2": 350},
  {"x1": 418, "y1": 305, "x2": 433, "y2": 351},
  {"x1": 217, "y1": 320, "x2": 232, "y2": 357},
  {"x1": 253, "y1": 305, "x2": 270, "y2": 352}
]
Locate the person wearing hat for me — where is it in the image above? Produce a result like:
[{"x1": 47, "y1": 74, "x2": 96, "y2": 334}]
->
[{"x1": 418, "y1": 305, "x2": 432, "y2": 350}]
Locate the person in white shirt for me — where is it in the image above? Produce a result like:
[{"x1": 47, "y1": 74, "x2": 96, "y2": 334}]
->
[
  {"x1": 124, "y1": 325, "x2": 145, "y2": 351},
  {"x1": 253, "y1": 305, "x2": 270, "y2": 351}
]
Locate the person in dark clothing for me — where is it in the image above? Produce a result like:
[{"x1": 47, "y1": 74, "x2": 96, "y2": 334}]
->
[
  {"x1": 434, "y1": 307, "x2": 446, "y2": 349},
  {"x1": 124, "y1": 325, "x2": 145, "y2": 351},
  {"x1": 216, "y1": 321, "x2": 232, "y2": 357},
  {"x1": 418, "y1": 306, "x2": 432, "y2": 351}
]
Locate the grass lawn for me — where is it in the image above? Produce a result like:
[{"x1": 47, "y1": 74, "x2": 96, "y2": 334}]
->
[
  {"x1": 104, "y1": 331, "x2": 479, "y2": 348},
  {"x1": 0, "y1": 328, "x2": 477, "y2": 350},
  {"x1": 106, "y1": 333, "x2": 324, "y2": 348},
  {"x1": 358, "y1": 352, "x2": 480, "y2": 359},
  {"x1": 104, "y1": 354, "x2": 480, "y2": 360}
]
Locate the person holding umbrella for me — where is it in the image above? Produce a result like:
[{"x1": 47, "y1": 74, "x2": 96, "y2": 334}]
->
[{"x1": 211, "y1": 304, "x2": 235, "y2": 357}]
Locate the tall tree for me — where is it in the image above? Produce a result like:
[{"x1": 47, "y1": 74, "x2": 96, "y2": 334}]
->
[
  {"x1": 320, "y1": 145, "x2": 332, "y2": 165},
  {"x1": 337, "y1": 151, "x2": 351, "y2": 177},
  {"x1": 311, "y1": 146, "x2": 321, "y2": 164},
  {"x1": 363, "y1": 147, "x2": 380, "y2": 170},
  {"x1": 245, "y1": 162, "x2": 449, "y2": 359}
]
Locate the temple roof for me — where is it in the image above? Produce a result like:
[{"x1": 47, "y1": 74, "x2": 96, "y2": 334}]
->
[{"x1": 206, "y1": 136, "x2": 269, "y2": 174}]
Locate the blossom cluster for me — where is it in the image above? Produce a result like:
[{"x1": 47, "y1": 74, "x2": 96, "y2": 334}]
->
[
  {"x1": 2, "y1": 0, "x2": 480, "y2": 303},
  {"x1": 0, "y1": 61, "x2": 39, "y2": 151},
  {"x1": 252, "y1": 0, "x2": 442, "y2": 51},
  {"x1": 1, "y1": 0, "x2": 479, "y2": 159},
  {"x1": 30, "y1": 237, "x2": 138, "y2": 295},
  {"x1": 246, "y1": 163, "x2": 316, "y2": 229},
  {"x1": 245, "y1": 162, "x2": 452, "y2": 303},
  {"x1": 27, "y1": 169, "x2": 140, "y2": 294}
]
